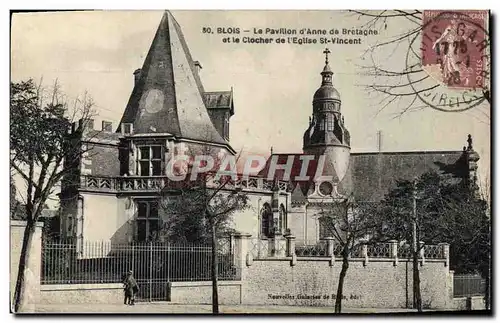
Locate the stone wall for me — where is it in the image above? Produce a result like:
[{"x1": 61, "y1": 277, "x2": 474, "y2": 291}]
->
[
  {"x1": 241, "y1": 258, "x2": 453, "y2": 309},
  {"x1": 40, "y1": 281, "x2": 242, "y2": 305},
  {"x1": 453, "y1": 296, "x2": 486, "y2": 310},
  {"x1": 10, "y1": 221, "x2": 44, "y2": 312},
  {"x1": 170, "y1": 281, "x2": 242, "y2": 305},
  {"x1": 235, "y1": 234, "x2": 454, "y2": 309},
  {"x1": 40, "y1": 284, "x2": 123, "y2": 305}
]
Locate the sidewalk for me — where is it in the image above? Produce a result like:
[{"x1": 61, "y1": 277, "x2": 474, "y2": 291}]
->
[{"x1": 32, "y1": 302, "x2": 438, "y2": 314}]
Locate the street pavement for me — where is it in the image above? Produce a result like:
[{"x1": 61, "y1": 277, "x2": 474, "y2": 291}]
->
[{"x1": 32, "y1": 302, "x2": 447, "y2": 314}]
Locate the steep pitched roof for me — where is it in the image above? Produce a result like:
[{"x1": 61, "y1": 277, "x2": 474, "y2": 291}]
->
[
  {"x1": 348, "y1": 150, "x2": 467, "y2": 202},
  {"x1": 257, "y1": 153, "x2": 324, "y2": 196},
  {"x1": 117, "y1": 11, "x2": 226, "y2": 145},
  {"x1": 258, "y1": 150, "x2": 467, "y2": 204}
]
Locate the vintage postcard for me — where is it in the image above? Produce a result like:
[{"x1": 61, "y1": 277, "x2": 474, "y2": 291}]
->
[{"x1": 10, "y1": 10, "x2": 491, "y2": 314}]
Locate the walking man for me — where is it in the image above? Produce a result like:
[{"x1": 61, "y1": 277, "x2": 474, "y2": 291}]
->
[{"x1": 123, "y1": 270, "x2": 139, "y2": 305}]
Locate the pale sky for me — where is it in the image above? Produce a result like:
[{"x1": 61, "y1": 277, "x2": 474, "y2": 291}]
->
[{"x1": 11, "y1": 10, "x2": 491, "y2": 203}]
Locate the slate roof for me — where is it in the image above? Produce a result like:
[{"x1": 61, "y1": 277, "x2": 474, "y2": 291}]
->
[
  {"x1": 258, "y1": 150, "x2": 467, "y2": 203},
  {"x1": 86, "y1": 130, "x2": 121, "y2": 142},
  {"x1": 117, "y1": 11, "x2": 227, "y2": 145},
  {"x1": 10, "y1": 205, "x2": 58, "y2": 220},
  {"x1": 347, "y1": 150, "x2": 467, "y2": 202},
  {"x1": 203, "y1": 91, "x2": 234, "y2": 115}
]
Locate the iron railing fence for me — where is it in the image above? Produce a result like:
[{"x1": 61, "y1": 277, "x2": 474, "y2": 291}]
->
[
  {"x1": 295, "y1": 240, "x2": 328, "y2": 257},
  {"x1": 367, "y1": 243, "x2": 391, "y2": 258},
  {"x1": 255, "y1": 240, "x2": 447, "y2": 260},
  {"x1": 249, "y1": 239, "x2": 270, "y2": 258},
  {"x1": 424, "y1": 244, "x2": 444, "y2": 259},
  {"x1": 396, "y1": 244, "x2": 445, "y2": 259},
  {"x1": 453, "y1": 274, "x2": 486, "y2": 298},
  {"x1": 397, "y1": 244, "x2": 412, "y2": 258},
  {"x1": 293, "y1": 241, "x2": 362, "y2": 258},
  {"x1": 41, "y1": 239, "x2": 239, "y2": 285}
]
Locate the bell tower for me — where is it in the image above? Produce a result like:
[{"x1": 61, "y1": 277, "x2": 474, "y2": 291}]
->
[{"x1": 303, "y1": 48, "x2": 351, "y2": 199}]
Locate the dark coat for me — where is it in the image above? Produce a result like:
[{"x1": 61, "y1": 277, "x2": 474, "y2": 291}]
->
[{"x1": 123, "y1": 275, "x2": 139, "y2": 295}]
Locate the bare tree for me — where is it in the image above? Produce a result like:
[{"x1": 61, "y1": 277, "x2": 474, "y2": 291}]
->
[
  {"x1": 10, "y1": 79, "x2": 96, "y2": 312},
  {"x1": 349, "y1": 10, "x2": 490, "y2": 121},
  {"x1": 159, "y1": 142, "x2": 249, "y2": 314},
  {"x1": 316, "y1": 196, "x2": 379, "y2": 313}
]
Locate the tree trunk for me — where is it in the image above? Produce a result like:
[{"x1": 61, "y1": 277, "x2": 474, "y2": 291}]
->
[
  {"x1": 412, "y1": 249, "x2": 422, "y2": 312},
  {"x1": 485, "y1": 228, "x2": 491, "y2": 311},
  {"x1": 484, "y1": 270, "x2": 490, "y2": 310},
  {"x1": 334, "y1": 250, "x2": 349, "y2": 313},
  {"x1": 13, "y1": 221, "x2": 35, "y2": 313},
  {"x1": 211, "y1": 226, "x2": 219, "y2": 314},
  {"x1": 484, "y1": 247, "x2": 491, "y2": 310}
]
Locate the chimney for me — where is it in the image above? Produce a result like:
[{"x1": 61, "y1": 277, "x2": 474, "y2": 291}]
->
[
  {"x1": 102, "y1": 121, "x2": 113, "y2": 132},
  {"x1": 377, "y1": 130, "x2": 382, "y2": 152},
  {"x1": 194, "y1": 61, "x2": 202, "y2": 74},
  {"x1": 78, "y1": 118, "x2": 94, "y2": 134},
  {"x1": 133, "y1": 68, "x2": 142, "y2": 86}
]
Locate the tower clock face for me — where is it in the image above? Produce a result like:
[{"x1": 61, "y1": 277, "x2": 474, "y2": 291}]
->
[
  {"x1": 318, "y1": 181, "x2": 333, "y2": 196},
  {"x1": 141, "y1": 89, "x2": 164, "y2": 114}
]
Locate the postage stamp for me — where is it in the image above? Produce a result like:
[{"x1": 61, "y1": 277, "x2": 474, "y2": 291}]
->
[{"x1": 415, "y1": 10, "x2": 490, "y2": 112}]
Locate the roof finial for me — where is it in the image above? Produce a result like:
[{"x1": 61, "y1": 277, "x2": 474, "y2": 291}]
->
[
  {"x1": 467, "y1": 134, "x2": 473, "y2": 150},
  {"x1": 323, "y1": 48, "x2": 331, "y2": 65},
  {"x1": 270, "y1": 146, "x2": 273, "y2": 155}
]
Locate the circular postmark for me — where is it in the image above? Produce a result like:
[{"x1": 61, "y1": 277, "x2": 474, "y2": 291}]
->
[{"x1": 405, "y1": 10, "x2": 490, "y2": 112}]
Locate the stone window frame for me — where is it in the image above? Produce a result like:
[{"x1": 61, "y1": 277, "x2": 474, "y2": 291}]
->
[
  {"x1": 319, "y1": 115, "x2": 325, "y2": 131},
  {"x1": 326, "y1": 114, "x2": 334, "y2": 131},
  {"x1": 223, "y1": 112, "x2": 230, "y2": 140},
  {"x1": 135, "y1": 199, "x2": 161, "y2": 242},
  {"x1": 278, "y1": 204, "x2": 287, "y2": 235},
  {"x1": 260, "y1": 203, "x2": 273, "y2": 239},
  {"x1": 318, "y1": 215, "x2": 335, "y2": 240},
  {"x1": 136, "y1": 145, "x2": 165, "y2": 176}
]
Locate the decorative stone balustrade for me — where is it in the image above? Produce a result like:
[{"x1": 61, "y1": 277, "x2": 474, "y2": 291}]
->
[
  {"x1": 247, "y1": 234, "x2": 450, "y2": 267},
  {"x1": 79, "y1": 175, "x2": 290, "y2": 193}
]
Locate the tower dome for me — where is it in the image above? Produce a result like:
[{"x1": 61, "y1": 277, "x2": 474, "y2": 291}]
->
[
  {"x1": 313, "y1": 50, "x2": 341, "y2": 102},
  {"x1": 313, "y1": 85, "x2": 341, "y2": 101}
]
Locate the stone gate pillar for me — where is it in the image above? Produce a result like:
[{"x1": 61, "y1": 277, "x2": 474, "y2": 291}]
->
[{"x1": 10, "y1": 221, "x2": 44, "y2": 313}]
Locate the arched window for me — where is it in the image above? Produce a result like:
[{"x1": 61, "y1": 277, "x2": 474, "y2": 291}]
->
[
  {"x1": 319, "y1": 216, "x2": 334, "y2": 240},
  {"x1": 326, "y1": 114, "x2": 334, "y2": 131},
  {"x1": 278, "y1": 204, "x2": 287, "y2": 234},
  {"x1": 319, "y1": 116, "x2": 325, "y2": 131},
  {"x1": 260, "y1": 203, "x2": 272, "y2": 238}
]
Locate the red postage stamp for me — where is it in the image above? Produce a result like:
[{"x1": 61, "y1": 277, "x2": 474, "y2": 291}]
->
[{"x1": 421, "y1": 10, "x2": 489, "y2": 90}]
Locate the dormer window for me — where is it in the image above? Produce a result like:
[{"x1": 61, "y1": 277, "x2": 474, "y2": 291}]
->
[
  {"x1": 121, "y1": 123, "x2": 133, "y2": 135},
  {"x1": 137, "y1": 145, "x2": 165, "y2": 176}
]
